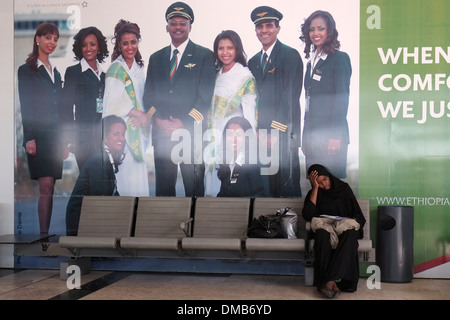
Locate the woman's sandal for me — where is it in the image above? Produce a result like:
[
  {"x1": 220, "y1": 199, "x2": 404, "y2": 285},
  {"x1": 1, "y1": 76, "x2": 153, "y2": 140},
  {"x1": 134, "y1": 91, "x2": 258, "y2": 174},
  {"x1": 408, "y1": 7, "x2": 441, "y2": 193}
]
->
[{"x1": 320, "y1": 286, "x2": 335, "y2": 298}]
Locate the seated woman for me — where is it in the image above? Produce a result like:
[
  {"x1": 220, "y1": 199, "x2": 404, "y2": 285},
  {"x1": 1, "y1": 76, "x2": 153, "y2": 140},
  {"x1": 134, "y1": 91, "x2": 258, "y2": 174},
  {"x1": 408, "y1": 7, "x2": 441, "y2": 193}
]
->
[
  {"x1": 65, "y1": 115, "x2": 127, "y2": 236},
  {"x1": 217, "y1": 116, "x2": 269, "y2": 197},
  {"x1": 302, "y1": 164, "x2": 366, "y2": 298}
]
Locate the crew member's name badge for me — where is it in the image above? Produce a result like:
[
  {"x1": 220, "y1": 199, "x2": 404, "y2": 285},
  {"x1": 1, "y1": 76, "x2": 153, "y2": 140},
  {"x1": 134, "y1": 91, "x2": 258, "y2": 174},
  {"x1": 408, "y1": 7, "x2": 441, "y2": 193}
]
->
[
  {"x1": 96, "y1": 98, "x2": 103, "y2": 113},
  {"x1": 313, "y1": 74, "x2": 321, "y2": 81}
]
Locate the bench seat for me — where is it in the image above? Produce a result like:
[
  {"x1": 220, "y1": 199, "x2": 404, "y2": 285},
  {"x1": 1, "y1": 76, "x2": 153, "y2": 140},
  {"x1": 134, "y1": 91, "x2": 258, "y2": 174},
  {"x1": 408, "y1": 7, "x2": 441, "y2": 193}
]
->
[
  {"x1": 245, "y1": 238, "x2": 305, "y2": 251},
  {"x1": 182, "y1": 238, "x2": 242, "y2": 251},
  {"x1": 119, "y1": 197, "x2": 193, "y2": 256},
  {"x1": 59, "y1": 236, "x2": 117, "y2": 249},
  {"x1": 181, "y1": 197, "x2": 251, "y2": 258},
  {"x1": 120, "y1": 237, "x2": 179, "y2": 250},
  {"x1": 58, "y1": 196, "x2": 137, "y2": 256}
]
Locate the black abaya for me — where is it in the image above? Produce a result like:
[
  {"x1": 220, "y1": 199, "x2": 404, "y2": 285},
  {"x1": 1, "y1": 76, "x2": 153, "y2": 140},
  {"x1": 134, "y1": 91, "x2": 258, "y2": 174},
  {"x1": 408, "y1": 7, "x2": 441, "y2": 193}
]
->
[
  {"x1": 313, "y1": 229, "x2": 360, "y2": 292},
  {"x1": 302, "y1": 164, "x2": 365, "y2": 292}
]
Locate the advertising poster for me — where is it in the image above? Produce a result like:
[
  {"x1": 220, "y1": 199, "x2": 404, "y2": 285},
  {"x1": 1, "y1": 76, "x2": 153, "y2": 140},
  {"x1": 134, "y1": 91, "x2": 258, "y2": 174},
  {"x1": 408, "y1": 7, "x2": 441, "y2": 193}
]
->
[
  {"x1": 359, "y1": 0, "x2": 449, "y2": 277},
  {"x1": 7, "y1": 0, "x2": 449, "y2": 278},
  {"x1": 13, "y1": 1, "x2": 359, "y2": 233}
]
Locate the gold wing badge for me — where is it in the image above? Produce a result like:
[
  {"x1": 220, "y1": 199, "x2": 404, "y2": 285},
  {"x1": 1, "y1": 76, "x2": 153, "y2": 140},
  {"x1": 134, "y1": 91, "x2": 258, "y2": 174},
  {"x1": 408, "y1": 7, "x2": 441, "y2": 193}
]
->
[{"x1": 184, "y1": 63, "x2": 196, "y2": 69}]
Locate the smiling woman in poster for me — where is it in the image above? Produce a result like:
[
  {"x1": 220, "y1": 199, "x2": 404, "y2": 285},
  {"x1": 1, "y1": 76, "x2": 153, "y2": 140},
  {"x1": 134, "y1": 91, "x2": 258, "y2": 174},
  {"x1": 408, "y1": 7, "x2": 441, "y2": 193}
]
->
[
  {"x1": 102, "y1": 19, "x2": 150, "y2": 196},
  {"x1": 61, "y1": 26, "x2": 109, "y2": 172},
  {"x1": 65, "y1": 115, "x2": 127, "y2": 236},
  {"x1": 17, "y1": 22, "x2": 64, "y2": 235},
  {"x1": 205, "y1": 30, "x2": 257, "y2": 196},
  {"x1": 300, "y1": 10, "x2": 352, "y2": 179}
]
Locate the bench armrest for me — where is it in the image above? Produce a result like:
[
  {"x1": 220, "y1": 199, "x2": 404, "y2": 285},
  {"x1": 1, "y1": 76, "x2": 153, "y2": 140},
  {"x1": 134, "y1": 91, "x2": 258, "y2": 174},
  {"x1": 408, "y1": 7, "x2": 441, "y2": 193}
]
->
[
  {"x1": 180, "y1": 217, "x2": 193, "y2": 236},
  {"x1": 304, "y1": 221, "x2": 314, "y2": 262}
]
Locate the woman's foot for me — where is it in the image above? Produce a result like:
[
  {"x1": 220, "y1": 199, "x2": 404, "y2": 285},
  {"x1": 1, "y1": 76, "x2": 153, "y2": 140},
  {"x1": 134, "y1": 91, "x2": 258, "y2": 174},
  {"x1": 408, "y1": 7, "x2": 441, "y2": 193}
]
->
[
  {"x1": 320, "y1": 281, "x2": 337, "y2": 298},
  {"x1": 332, "y1": 281, "x2": 341, "y2": 296}
]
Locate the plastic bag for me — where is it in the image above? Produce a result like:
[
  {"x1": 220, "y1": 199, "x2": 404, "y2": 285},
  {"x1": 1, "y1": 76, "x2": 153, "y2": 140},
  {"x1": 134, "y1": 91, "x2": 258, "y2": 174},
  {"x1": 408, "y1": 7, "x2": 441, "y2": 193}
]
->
[{"x1": 277, "y1": 207, "x2": 298, "y2": 239}]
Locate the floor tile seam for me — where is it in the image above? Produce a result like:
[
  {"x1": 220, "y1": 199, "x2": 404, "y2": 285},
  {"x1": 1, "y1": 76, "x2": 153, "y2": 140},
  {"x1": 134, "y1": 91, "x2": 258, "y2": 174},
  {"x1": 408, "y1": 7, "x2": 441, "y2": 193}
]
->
[{"x1": 48, "y1": 271, "x2": 133, "y2": 300}]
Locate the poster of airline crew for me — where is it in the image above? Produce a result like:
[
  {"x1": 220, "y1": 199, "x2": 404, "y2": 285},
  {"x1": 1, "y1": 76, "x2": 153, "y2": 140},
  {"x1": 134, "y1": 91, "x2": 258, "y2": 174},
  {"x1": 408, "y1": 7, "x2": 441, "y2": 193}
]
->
[{"x1": 13, "y1": 0, "x2": 360, "y2": 235}]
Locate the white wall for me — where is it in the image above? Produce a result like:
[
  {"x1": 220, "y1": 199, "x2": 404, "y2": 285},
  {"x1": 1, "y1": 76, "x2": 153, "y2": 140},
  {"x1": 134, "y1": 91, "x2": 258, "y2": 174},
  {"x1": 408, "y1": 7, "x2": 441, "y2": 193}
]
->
[{"x1": 0, "y1": 0, "x2": 15, "y2": 267}]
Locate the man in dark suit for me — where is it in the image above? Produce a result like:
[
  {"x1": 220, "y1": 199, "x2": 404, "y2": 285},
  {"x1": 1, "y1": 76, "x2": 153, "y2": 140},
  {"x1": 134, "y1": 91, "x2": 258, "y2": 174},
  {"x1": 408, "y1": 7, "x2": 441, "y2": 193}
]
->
[
  {"x1": 248, "y1": 6, "x2": 304, "y2": 197},
  {"x1": 143, "y1": 2, "x2": 216, "y2": 197}
]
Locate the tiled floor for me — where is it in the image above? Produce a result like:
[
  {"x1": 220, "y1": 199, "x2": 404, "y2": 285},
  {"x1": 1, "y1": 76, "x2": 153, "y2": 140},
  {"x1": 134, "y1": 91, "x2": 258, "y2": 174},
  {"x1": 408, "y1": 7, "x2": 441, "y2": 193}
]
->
[{"x1": 0, "y1": 268, "x2": 448, "y2": 301}]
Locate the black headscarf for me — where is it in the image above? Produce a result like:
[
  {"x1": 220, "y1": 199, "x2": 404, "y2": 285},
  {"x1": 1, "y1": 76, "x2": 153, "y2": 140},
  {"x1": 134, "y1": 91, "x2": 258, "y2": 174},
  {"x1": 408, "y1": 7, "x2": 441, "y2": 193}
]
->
[
  {"x1": 307, "y1": 164, "x2": 350, "y2": 199},
  {"x1": 304, "y1": 164, "x2": 366, "y2": 237}
]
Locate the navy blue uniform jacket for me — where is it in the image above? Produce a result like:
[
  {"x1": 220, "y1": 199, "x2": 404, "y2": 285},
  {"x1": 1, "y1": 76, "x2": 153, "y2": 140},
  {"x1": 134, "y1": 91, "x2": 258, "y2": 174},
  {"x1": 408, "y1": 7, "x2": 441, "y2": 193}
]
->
[
  {"x1": 217, "y1": 164, "x2": 269, "y2": 197},
  {"x1": 248, "y1": 40, "x2": 303, "y2": 150},
  {"x1": 61, "y1": 63, "x2": 105, "y2": 169},
  {"x1": 143, "y1": 40, "x2": 216, "y2": 144},
  {"x1": 248, "y1": 40, "x2": 303, "y2": 196},
  {"x1": 18, "y1": 63, "x2": 63, "y2": 179},
  {"x1": 302, "y1": 51, "x2": 352, "y2": 151}
]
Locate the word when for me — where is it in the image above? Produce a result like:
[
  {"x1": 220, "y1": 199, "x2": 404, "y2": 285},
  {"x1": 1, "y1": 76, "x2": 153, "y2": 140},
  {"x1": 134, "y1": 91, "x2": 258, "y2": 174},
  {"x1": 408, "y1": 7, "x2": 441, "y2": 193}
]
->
[{"x1": 378, "y1": 47, "x2": 449, "y2": 65}]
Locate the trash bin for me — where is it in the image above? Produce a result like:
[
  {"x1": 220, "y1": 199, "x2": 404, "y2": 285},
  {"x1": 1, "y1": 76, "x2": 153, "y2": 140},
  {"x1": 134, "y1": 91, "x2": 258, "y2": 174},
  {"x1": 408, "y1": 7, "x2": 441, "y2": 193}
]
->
[{"x1": 377, "y1": 206, "x2": 414, "y2": 283}]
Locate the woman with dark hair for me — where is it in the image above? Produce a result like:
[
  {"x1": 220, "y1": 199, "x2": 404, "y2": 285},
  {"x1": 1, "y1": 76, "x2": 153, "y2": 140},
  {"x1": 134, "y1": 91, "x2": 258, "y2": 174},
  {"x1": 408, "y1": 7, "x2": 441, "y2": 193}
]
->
[
  {"x1": 213, "y1": 30, "x2": 248, "y2": 72},
  {"x1": 102, "y1": 19, "x2": 150, "y2": 196},
  {"x1": 217, "y1": 117, "x2": 268, "y2": 197},
  {"x1": 302, "y1": 164, "x2": 365, "y2": 298},
  {"x1": 65, "y1": 115, "x2": 127, "y2": 236},
  {"x1": 17, "y1": 22, "x2": 63, "y2": 234},
  {"x1": 61, "y1": 26, "x2": 109, "y2": 171},
  {"x1": 110, "y1": 19, "x2": 144, "y2": 68},
  {"x1": 205, "y1": 30, "x2": 257, "y2": 196},
  {"x1": 300, "y1": 10, "x2": 352, "y2": 179}
]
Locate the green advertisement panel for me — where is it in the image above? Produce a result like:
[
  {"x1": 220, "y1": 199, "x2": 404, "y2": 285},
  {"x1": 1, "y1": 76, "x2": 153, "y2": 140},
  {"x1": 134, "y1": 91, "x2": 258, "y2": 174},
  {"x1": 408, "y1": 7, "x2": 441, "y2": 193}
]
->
[{"x1": 360, "y1": 0, "x2": 450, "y2": 275}]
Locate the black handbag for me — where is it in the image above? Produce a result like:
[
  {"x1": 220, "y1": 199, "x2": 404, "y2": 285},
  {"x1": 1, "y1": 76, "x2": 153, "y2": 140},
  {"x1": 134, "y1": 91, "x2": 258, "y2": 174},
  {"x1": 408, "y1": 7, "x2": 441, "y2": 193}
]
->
[{"x1": 247, "y1": 208, "x2": 290, "y2": 238}]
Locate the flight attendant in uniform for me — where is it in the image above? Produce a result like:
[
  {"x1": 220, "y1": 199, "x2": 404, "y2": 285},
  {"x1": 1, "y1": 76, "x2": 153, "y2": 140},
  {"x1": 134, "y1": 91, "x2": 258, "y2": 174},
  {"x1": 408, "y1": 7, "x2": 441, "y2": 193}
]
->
[
  {"x1": 300, "y1": 10, "x2": 352, "y2": 179},
  {"x1": 18, "y1": 22, "x2": 64, "y2": 234},
  {"x1": 61, "y1": 26, "x2": 109, "y2": 171}
]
